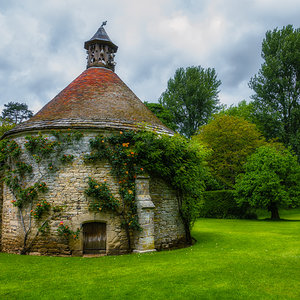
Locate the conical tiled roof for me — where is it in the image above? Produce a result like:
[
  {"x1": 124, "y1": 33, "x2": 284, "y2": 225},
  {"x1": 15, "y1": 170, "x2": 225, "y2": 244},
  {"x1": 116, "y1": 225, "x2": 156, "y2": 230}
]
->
[{"x1": 4, "y1": 67, "x2": 172, "y2": 136}]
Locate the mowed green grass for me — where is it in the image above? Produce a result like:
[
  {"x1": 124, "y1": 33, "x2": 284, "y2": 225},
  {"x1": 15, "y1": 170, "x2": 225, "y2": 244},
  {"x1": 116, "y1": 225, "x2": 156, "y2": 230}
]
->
[{"x1": 0, "y1": 209, "x2": 299, "y2": 300}]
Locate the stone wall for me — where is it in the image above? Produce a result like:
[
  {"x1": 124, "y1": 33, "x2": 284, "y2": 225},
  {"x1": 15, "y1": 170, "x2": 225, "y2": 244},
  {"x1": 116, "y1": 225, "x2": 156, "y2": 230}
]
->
[
  {"x1": 0, "y1": 178, "x2": 3, "y2": 251},
  {"x1": 1, "y1": 130, "x2": 186, "y2": 255},
  {"x1": 150, "y1": 177, "x2": 186, "y2": 250}
]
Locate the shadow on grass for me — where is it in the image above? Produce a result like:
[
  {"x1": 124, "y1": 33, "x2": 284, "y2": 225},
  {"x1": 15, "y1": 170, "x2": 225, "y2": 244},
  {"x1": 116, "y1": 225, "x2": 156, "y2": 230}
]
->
[{"x1": 192, "y1": 232, "x2": 224, "y2": 244}]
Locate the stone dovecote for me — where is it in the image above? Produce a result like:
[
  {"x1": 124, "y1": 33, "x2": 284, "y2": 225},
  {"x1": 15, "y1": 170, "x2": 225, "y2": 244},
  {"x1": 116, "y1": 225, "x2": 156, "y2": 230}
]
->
[{"x1": 0, "y1": 24, "x2": 186, "y2": 256}]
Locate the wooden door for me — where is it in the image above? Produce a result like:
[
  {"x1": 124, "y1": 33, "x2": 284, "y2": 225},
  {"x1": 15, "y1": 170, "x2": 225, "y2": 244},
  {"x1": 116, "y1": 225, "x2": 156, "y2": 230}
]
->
[{"x1": 83, "y1": 222, "x2": 106, "y2": 254}]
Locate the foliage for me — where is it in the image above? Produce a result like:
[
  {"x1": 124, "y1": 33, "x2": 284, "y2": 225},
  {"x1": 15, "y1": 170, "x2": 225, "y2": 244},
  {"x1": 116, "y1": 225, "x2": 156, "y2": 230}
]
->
[
  {"x1": 234, "y1": 145, "x2": 300, "y2": 220},
  {"x1": 60, "y1": 154, "x2": 74, "y2": 164},
  {"x1": 85, "y1": 177, "x2": 119, "y2": 212},
  {"x1": 5, "y1": 176, "x2": 48, "y2": 209},
  {"x1": 0, "y1": 139, "x2": 22, "y2": 167},
  {"x1": 249, "y1": 25, "x2": 300, "y2": 158},
  {"x1": 133, "y1": 131, "x2": 207, "y2": 239},
  {"x1": 85, "y1": 130, "x2": 141, "y2": 238},
  {"x1": 199, "y1": 190, "x2": 256, "y2": 219},
  {"x1": 24, "y1": 133, "x2": 60, "y2": 161},
  {"x1": 159, "y1": 66, "x2": 221, "y2": 138},
  {"x1": 57, "y1": 221, "x2": 80, "y2": 240},
  {"x1": 194, "y1": 114, "x2": 265, "y2": 188},
  {"x1": 31, "y1": 200, "x2": 51, "y2": 220},
  {"x1": 1, "y1": 101, "x2": 33, "y2": 124},
  {"x1": 0, "y1": 129, "x2": 83, "y2": 254},
  {"x1": 143, "y1": 102, "x2": 177, "y2": 131},
  {"x1": 219, "y1": 100, "x2": 256, "y2": 123},
  {"x1": 15, "y1": 161, "x2": 33, "y2": 176},
  {"x1": 0, "y1": 118, "x2": 16, "y2": 137},
  {"x1": 51, "y1": 129, "x2": 83, "y2": 143},
  {"x1": 85, "y1": 130, "x2": 207, "y2": 244}
]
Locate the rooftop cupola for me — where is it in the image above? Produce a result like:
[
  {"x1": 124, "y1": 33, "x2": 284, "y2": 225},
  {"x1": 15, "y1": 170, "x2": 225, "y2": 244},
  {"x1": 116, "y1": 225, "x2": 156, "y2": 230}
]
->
[{"x1": 84, "y1": 21, "x2": 118, "y2": 71}]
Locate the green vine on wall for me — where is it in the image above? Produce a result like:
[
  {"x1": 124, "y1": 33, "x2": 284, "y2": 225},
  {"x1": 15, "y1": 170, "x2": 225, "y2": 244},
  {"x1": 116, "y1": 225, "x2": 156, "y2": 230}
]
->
[
  {"x1": 85, "y1": 177, "x2": 119, "y2": 212},
  {"x1": 84, "y1": 129, "x2": 207, "y2": 247},
  {"x1": 57, "y1": 221, "x2": 80, "y2": 240},
  {"x1": 0, "y1": 129, "x2": 83, "y2": 254},
  {"x1": 31, "y1": 200, "x2": 51, "y2": 220},
  {"x1": 84, "y1": 130, "x2": 144, "y2": 250}
]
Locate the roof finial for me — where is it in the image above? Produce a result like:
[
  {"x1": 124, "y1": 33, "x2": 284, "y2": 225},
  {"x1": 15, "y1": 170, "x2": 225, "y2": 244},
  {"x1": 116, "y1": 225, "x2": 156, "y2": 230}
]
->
[{"x1": 101, "y1": 21, "x2": 107, "y2": 27}]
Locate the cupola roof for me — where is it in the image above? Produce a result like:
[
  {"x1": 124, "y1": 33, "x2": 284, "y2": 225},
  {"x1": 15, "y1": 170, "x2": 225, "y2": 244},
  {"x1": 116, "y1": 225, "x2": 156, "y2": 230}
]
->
[{"x1": 84, "y1": 21, "x2": 118, "y2": 52}]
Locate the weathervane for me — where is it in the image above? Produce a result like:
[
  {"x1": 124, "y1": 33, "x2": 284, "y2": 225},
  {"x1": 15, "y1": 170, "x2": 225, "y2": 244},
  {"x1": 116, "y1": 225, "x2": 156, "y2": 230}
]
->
[{"x1": 101, "y1": 21, "x2": 107, "y2": 27}]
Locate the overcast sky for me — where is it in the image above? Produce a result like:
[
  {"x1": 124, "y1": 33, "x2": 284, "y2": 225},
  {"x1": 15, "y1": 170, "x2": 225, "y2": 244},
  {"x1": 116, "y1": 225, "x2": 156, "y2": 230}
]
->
[{"x1": 0, "y1": 0, "x2": 299, "y2": 114}]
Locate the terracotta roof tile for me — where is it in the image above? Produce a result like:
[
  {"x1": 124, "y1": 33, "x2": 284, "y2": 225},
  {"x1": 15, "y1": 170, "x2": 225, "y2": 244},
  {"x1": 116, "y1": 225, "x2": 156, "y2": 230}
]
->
[{"x1": 4, "y1": 67, "x2": 172, "y2": 137}]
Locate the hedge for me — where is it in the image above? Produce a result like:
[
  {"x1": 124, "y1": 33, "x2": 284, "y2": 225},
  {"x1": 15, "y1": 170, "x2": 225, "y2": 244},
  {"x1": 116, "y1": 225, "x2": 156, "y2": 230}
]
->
[{"x1": 199, "y1": 190, "x2": 257, "y2": 219}]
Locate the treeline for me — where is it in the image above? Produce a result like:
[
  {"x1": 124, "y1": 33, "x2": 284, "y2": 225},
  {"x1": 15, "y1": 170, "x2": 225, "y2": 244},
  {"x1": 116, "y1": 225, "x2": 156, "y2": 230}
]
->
[
  {"x1": 145, "y1": 25, "x2": 300, "y2": 220},
  {"x1": 1, "y1": 26, "x2": 299, "y2": 220}
]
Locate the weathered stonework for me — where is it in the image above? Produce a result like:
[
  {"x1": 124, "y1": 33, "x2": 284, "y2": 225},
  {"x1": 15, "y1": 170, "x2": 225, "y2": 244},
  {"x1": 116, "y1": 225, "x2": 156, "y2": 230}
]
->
[
  {"x1": 150, "y1": 177, "x2": 186, "y2": 250},
  {"x1": 133, "y1": 175, "x2": 156, "y2": 253},
  {"x1": 0, "y1": 178, "x2": 3, "y2": 251},
  {"x1": 0, "y1": 130, "x2": 186, "y2": 256}
]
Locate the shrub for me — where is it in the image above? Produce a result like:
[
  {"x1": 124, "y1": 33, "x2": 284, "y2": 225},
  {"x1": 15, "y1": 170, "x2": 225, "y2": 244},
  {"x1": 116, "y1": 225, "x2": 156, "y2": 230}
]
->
[{"x1": 199, "y1": 190, "x2": 257, "y2": 219}]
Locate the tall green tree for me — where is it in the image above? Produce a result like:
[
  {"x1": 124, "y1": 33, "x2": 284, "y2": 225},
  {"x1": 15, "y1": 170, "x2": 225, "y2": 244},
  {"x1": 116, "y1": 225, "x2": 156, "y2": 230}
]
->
[
  {"x1": 249, "y1": 25, "x2": 300, "y2": 157},
  {"x1": 2, "y1": 102, "x2": 33, "y2": 124},
  {"x1": 235, "y1": 145, "x2": 300, "y2": 220},
  {"x1": 159, "y1": 66, "x2": 221, "y2": 138},
  {"x1": 144, "y1": 102, "x2": 177, "y2": 131},
  {"x1": 194, "y1": 114, "x2": 265, "y2": 188}
]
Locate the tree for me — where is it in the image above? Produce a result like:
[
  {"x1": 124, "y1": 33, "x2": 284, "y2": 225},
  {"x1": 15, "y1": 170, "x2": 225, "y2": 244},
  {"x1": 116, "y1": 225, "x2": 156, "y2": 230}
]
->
[
  {"x1": 249, "y1": 25, "x2": 300, "y2": 158},
  {"x1": 234, "y1": 145, "x2": 300, "y2": 220},
  {"x1": 220, "y1": 100, "x2": 256, "y2": 123},
  {"x1": 2, "y1": 102, "x2": 33, "y2": 124},
  {"x1": 159, "y1": 66, "x2": 221, "y2": 138},
  {"x1": 0, "y1": 118, "x2": 16, "y2": 137},
  {"x1": 194, "y1": 114, "x2": 265, "y2": 188},
  {"x1": 144, "y1": 102, "x2": 177, "y2": 131}
]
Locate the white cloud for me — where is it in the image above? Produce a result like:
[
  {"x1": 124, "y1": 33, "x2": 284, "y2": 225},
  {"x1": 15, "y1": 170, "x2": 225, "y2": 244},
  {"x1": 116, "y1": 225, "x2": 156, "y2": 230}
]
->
[{"x1": 0, "y1": 0, "x2": 299, "y2": 113}]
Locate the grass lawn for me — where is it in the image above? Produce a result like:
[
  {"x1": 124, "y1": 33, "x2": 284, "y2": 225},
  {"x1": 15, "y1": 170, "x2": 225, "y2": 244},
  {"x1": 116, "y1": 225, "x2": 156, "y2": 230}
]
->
[{"x1": 0, "y1": 209, "x2": 299, "y2": 299}]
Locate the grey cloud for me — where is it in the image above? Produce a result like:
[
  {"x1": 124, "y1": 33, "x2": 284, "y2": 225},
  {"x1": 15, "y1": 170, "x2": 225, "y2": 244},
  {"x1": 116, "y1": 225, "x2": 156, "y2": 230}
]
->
[
  {"x1": 219, "y1": 34, "x2": 263, "y2": 87},
  {"x1": 0, "y1": 0, "x2": 300, "y2": 113}
]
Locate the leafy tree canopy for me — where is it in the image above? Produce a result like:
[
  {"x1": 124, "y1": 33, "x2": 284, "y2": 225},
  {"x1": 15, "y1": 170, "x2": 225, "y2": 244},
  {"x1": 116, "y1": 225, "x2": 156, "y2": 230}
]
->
[
  {"x1": 249, "y1": 25, "x2": 300, "y2": 158},
  {"x1": 194, "y1": 114, "x2": 265, "y2": 188},
  {"x1": 234, "y1": 145, "x2": 300, "y2": 220},
  {"x1": 159, "y1": 66, "x2": 221, "y2": 138},
  {"x1": 0, "y1": 118, "x2": 16, "y2": 137},
  {"x1": 219, "y1": 100, "x2": 256, "y2": 123},
  {"x1": 2, "y1": 102, "x2": 33, "y2": 124},
  {"x1": 144, "y1": 102, "x2": 177, "y2": 131}
]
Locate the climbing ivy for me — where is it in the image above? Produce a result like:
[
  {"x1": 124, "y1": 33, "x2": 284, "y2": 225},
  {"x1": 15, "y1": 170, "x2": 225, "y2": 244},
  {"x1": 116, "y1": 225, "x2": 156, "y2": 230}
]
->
[
  {"x1": 85, "y1": 129, "x2": 207, "y2": 245},
  {"x1": 0, "y1": 129, "x2": 83, "y2": 254},
  {"x1": 85, "y1": 177, "x2": 119, "y2": 212},
  {"x1": 57, "y1": 221, "x2": 80, "y2": 240},
  {"x1": 31, "y1": 200, "x2": 51, "y2": 220}
]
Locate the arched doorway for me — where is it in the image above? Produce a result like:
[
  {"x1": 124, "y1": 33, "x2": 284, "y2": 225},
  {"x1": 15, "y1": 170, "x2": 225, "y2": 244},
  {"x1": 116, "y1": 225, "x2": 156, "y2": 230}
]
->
[{"x1": 83, "y1": 222, "x2": 106, "y2": 254}]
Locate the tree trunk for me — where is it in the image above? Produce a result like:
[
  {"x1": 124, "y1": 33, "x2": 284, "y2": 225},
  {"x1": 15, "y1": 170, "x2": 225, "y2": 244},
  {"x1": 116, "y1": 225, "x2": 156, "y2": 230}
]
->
[
  {"x1": 176, "y1": 191, "x2": 192, "y2": 245},
  {"x1": 20, "y1": 231, "x2": 29, "y2": 255},
  {"x1": 269, "y1": 204, "x2": 280, "y2": 220},
  {"x1": 184, "y1": 221, "x2": 192, "y2": 245}
]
